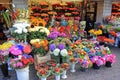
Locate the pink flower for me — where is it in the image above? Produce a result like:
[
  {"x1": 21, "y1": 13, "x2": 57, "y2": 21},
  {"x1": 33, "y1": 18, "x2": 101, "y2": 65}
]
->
[
  {"x1": 9, "y1": 45, "x2": 22, "y2": 56},
  {"x1": 13, "y1": 63, "x2": 17, "y2": 68},
  {"x1": 17, "y1": 62, "x2": 23, "y2": 68}
]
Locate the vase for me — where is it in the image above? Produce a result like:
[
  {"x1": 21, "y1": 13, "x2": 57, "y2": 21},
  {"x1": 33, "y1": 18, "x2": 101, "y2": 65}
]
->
[
  {"x1": 105, "y1": 61, "x2": 112, "y2": 67},
  {"x1": 15, "y1": 66, "x2": 29, "y2": 80},
  {"x1": 55, "y1": 75, "x2": 60, "y2": 80},
  {"x1": 61, "y1": 70, "x2": 67, "y2": 79},
  {"x1": 70, "y1": 63, "x2": 76, "y2": 72},
  {"x1": 41, "y1": 77, "x2": 47, "y2": 80},
  {"x1": 0, "y1": 63, "x2": 10, "y2": 78},
  {"x1": 92, "y1": 63, "x2": 100, "y2": 70}
]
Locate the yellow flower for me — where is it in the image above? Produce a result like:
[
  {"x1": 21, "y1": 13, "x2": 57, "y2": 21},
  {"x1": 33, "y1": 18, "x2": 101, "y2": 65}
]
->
[{"x1": 89, "y1": 29, "x2": 94, "y2": 34}]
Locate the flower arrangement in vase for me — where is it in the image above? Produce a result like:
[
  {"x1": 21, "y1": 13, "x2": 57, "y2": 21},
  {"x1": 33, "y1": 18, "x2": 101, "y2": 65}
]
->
[
  {"x1": 52, "y1": 67, "x2": 63, "y2": 80},
  {"x1": 61, "y1": 63, "x2": 69, "y2": 79},
  {"x1": 37, "y1": 68, "x2": 51, "y2": 80},
  {"x1": 48, "y1": 31, "x2": 72, "y2": 64}
]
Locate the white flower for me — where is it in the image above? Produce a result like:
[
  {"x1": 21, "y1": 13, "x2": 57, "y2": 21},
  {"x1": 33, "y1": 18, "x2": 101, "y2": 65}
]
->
[
  {"x1": 14, "y1": 29, "x2": 22, "y2": 34},
  {"x1": 23, "y1": 28, "x2": 28, "y2": 33},
  {"x1": 53, "y1": 48, "x2": 60, "y2": 56},
  {"x1": 60, "y1": 49, "x2": 68, "y2": 57}
]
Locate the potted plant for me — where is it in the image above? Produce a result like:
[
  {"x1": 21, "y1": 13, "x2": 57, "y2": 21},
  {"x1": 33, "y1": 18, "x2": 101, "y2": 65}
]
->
[
  {"x1": 9, "y1": 43, "x2": 33, "y2": 80},
  {"x1": 104, "y1": 54, "x2": 116, "y2": 67}
]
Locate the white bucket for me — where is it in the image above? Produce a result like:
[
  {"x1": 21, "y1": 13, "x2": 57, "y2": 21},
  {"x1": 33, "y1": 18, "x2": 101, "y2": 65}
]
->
[{"x1": 15, "y1": 66, "x2": 29, "y2": 80}]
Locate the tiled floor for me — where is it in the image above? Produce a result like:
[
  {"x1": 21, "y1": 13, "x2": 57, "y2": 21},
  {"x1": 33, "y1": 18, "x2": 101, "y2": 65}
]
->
[{"x1": 0, "y1": 46, "x2": 120, "y2": 80}]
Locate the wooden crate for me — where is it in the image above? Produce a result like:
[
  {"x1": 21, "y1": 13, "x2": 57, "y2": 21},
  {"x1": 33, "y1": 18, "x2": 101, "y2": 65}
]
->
[{"x1": 34, "y1": 53, "x2": 51, "y2": 66}]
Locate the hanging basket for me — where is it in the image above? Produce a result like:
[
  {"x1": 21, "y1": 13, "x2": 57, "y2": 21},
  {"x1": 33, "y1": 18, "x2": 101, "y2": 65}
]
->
[{"x1": 15, "y1": 66, "x2": 29, "y2": 80}]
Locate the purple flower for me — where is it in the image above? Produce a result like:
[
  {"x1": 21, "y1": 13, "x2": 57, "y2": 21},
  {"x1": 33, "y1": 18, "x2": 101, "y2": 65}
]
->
[
  {"x1": 58, "y1": 44, "x2": 65, "y2": 50},
  {"x1": 23, "y1": 54, "x2": 32, "y2": 58},
  {"x1": 49, "y1": 44, "x2": 56, "y2": 51},
  {"x1": 16, "y1": 44, "x2": 24, "y2": 51}
]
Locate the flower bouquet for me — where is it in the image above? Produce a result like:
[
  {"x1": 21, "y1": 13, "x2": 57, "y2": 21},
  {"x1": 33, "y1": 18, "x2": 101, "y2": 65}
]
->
[
  {"x1": 89, "y1": 29, "x2": 102, "y2": 40},
  {"x1": 103, "y1": 54, "x2": 116, "y2": 67},
  {"x1": 48, "y1": 31, "x2": 72, "y2": 64},
  {"x1": 37, "y1": 68, "x2": 51, "y2": 80},
  {"x1": 9, "y1": 54, "x2": 34, "y2": 69},
  {"x1": 9, "y1": 43, "x2": 33, "y2": 80},
  {"x1": 52, "y1": 67, "x2": 63, "y2": 80},
  {"x1": 61, "y1": 63, "x2": 69, "y2": 79},
  {"x1": 91, "y1": 56, "x2": 105, "y2": 69}
]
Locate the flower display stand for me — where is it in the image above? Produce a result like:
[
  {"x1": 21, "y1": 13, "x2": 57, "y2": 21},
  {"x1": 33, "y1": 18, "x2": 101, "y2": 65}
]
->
[
  {"x1": 61, "y1": 70, "x2": 67, "y2": 79},
  {"x1": 15, "y1": 66, "x2": 29, "y2": 80},
  {"x1": 70, "y1": 63, "x2": 76, "y2": 72}
]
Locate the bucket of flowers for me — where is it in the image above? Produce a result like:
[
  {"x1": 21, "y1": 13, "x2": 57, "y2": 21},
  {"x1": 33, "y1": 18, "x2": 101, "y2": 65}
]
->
[
  {"x1": 0, "y1": 41, "x2": 13, "y2": 79},
  {"x1": 9, "y1": 43, "x2": 33, "y2": 80},
  {"x1": 103, "y1": 54, "x2": 116, "y2": 67}
]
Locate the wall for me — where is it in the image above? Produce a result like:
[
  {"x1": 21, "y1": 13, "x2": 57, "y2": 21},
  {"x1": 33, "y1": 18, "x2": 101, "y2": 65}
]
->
[
  {"x1": 96, "y1": 1, "x2": 104, "y2": 23},
  {"x1": 12, "y1": 0, "x2": 28, "y2": 9},
  {"x1": 103, "y1": 0, "x2": 112, "y2": 17}
]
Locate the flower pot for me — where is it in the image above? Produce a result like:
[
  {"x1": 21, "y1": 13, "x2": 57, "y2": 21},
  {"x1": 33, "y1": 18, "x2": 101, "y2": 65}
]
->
[
  {"x1": 55, "y1": 75, "x2": 60, "y2": 80},
  {"x1": 61, "y1": 70, "x2": 67, "y2": 79},
  {"x1": 70, "y1": 63, "x2": 76, "y2": 72},
  {"x1": 80, "y1": 67, "x2": 86, "y2": 72},
  {"x1": 92, "y1": 63, "x2": 100, "y2": 70},
  {"x1": 0, "y1": 63, "x2": 9, "y2": 77},
  {"x1": 41, "y1": 77, "x2": 47, "y2": 80},
  {"x1": 15, "y1": 66, "x2": 29, "y2": 80},
  {"x1": 105, "y1": 61, "x2": 112, "y2": 67}
]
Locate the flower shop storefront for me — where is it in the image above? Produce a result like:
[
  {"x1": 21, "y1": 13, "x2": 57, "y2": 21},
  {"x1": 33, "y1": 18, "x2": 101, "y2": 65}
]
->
[{"x1": 0, "y1": 0, "x2": 117, "y2": 80}]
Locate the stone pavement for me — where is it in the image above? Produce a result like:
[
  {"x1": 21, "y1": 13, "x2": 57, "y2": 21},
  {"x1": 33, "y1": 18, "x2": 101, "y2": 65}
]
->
[{"x1": 0, "y1": 46, "x2": 120, "y2": 80}]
